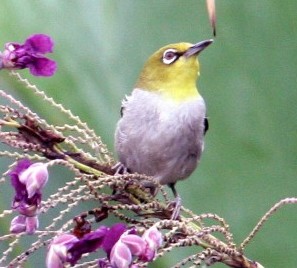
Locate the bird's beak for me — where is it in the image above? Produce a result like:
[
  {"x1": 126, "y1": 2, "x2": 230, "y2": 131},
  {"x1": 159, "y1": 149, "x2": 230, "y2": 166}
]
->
[{"x1": 184, "y1": 39, "x2": 213, "y2": 58}]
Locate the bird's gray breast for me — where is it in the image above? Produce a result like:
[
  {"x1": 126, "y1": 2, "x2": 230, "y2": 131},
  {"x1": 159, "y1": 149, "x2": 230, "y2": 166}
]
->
[{"x1": 115, "y1": 89, "x2": 206, "y2": 185}]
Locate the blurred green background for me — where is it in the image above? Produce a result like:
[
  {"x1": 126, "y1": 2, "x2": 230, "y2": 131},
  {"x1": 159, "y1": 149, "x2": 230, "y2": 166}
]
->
[{"x1": 0, "y1": 0, "x2": 297, "y2": 267}]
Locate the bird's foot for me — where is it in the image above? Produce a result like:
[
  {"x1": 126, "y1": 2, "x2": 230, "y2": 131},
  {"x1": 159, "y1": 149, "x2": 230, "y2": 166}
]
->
[
  {"x1": 167, "y1": 183, "x2": 182, "y2": 220},
  {"x1": 111, "y1": 162, "x2": 129, "y2": 195},
  {"x1": 168, "y1": 194, "x2": 182, "y2": 220},
  {"x1": 112, "y1": 162, "x2": 128, "y2": 175}
]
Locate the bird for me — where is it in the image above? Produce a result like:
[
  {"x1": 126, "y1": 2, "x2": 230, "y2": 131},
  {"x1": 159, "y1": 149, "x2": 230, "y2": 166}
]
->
[{"x1": 115, "y1": 39, "x2": 213, "y2": 202}]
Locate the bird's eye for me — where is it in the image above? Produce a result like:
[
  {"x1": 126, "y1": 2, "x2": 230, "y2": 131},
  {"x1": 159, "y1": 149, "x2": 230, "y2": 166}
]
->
[{"x1": 162, "y1": 49, "x2": 178, "y2": 65}]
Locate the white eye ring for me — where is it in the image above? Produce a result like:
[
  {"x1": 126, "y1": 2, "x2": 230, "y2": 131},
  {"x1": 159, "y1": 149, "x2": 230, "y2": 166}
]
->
[{"x1": 162, "y1": 49, "x2": 178, "y2": 65}]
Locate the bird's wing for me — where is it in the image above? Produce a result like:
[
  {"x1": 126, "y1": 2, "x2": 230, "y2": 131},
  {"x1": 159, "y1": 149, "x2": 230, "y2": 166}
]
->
[
  {"x1": 120, "y1": 95, "x2": 129, "y2": 117},
  {"x1": 120, "y1": 105, "x2": 125, "y2": 117},
  {"x1": 204, "y1": 117, "x2": 209, "y2": 135}
]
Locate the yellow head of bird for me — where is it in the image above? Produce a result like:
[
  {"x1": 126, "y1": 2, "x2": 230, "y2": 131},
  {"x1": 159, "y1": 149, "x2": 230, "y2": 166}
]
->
[{"x1": 135, "y1": 39, "x2": 213, "y2": 101}]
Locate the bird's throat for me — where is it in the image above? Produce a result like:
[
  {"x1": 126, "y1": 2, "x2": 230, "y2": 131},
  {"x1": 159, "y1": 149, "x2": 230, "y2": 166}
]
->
[{"x1": 164, "y1": 85, "x2": 199, "y2": 102}]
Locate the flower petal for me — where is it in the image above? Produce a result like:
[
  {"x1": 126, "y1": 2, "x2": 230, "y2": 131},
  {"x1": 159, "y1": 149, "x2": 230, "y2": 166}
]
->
[
  {"x1": 140, "y1": 247, "x2": 155, "y2": 262},
  {"x1": 102, "y1": 223, "x2": 127, "y2": 256},
  {"x1": 46, "y1": 234, "x2": 79, "y2": 268},
  {"x1": 10, "y1": 159, "x2": 32, "y2": 193},
  {"x1": 142, "y1": 226, "x2": 163, "y2": 249},
  {"x1": 19, "y1": 163, "x2": 48, "y2": 198},
  {"x1": 25, "y1": 215, "x2": 39, "y2": 234},
  {"x1": 10, "y1": 215, "x2": 26, "y2": 233},
  {"x1": 29, "y1": 57, "x2": 57, "y2": 77},
  {"x1": 67, "y1": 226, "x2": 108, "y2": 265},
  {"x1": 25, "y1": 34, "x2": 54, "y2": 54},
  {"x1": 46, "y1": 245, "x2": 65, "y2": 268},
  {"x1": 121, "y1": 234, "x2": 146, "y2": 256},
  {"x1": 140, "y1": 226, "x2": 163, "y2": 261},
  {"x1": 110, "y1": 240, "x2": 132, "y2": 268}
]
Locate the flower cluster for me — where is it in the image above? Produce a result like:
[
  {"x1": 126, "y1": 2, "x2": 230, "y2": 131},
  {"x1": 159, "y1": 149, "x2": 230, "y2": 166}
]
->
[
  {"x1": 46, "y1": 223, "x2": 163, "y2": 268},
  {"x1": 0, "y1": 34, "x2": 56, "y2": 76},
  {"x1": 9, "y1": 159, "x2": 48, "y2": 234},
  {"x1": 107, "y1": 226, "x2": 163, "y2": 268}
]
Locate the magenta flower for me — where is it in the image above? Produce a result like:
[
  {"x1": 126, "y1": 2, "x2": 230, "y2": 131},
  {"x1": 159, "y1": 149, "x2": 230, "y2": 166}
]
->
[
  {"x1": 101, "y1": 223, "x2": 127, "y2": 256},
  {"x1": 9, "y1": 159, "x2": 49, "y2": 234},
  {"x1": 67, "y1": 226, "x2": 109, "y2": 265},
  {"x1": 46, "y1": 224, "x2": 162, "y2": 267},
  {"x1": 0, "y1": 34, "x2": 57, "y2": 76}
]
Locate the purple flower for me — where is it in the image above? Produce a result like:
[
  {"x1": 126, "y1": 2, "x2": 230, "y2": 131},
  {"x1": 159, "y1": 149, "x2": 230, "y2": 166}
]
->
[
  {"x1": 19, "y1": 162, "x2": 48, "y2": 198},
  {"x1": 66, "y1": 223, "x2": 127, "y2": 265},
  {"x1": 10, "y1": 159, "x2": 48, "y2": 216},
  {"x1": 102, "y1": 223, "x2": 127, "y2": 256},
  {"x1": 46, "y1": 234, "x2": 79, "y2": 268},
  {"x1": 67, "y1": 226, "x2": 109, "y2": 265},
  {"x1": 0, "y1": 34, "x2": 57, "y2": 76},
  {"x1": 9, "y1": 159, "x2": 48, "y2": 234},
  {"x1": 46, "y1": 224, "x2": 162, "y2": 267},
  {"x1": 46, "y1": 223, "x2": 127, "y2": 267},
  {"x1": 10, "y1": 159, "x2": 32, "y2": 210}
]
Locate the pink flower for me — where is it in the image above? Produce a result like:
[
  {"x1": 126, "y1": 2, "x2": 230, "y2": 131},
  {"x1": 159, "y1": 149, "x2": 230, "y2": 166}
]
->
[
  {"x1": 46, "y1": 224, "x2": 127, "y2": 267},
  {"x1": 10, "y1": 159, "x2": 48, "y2": 216},
  {"x1": 46, "y1": 234, "x2": 79, "y2": 268},
  {"x1": 141, "y1": 226, "x2": 163, "y2": 261},
  {"x1": 0, "y1": 34, "x2": 57, "y2": 76},
  {"x1": 10, "y1": 215, "x2": 26, "y2": 233},
  {"x1": 10, "y1": 214, "x2": 39, "y2": 235},
  {"x1": 46, "y1": 224, "x2": 163, "y2": 267},
  {"x1": 9, "y1": 159, "x2": 48, "y2": 234},
  {"x1": 110, "y1": 233, "x2": 146, "y2": 268},
  {"x1": 109, "y1": 226, "x2": 163, "y2": 266},
  {"x1": 19, "y1": 162, "x2": 48, "y2": 198}
]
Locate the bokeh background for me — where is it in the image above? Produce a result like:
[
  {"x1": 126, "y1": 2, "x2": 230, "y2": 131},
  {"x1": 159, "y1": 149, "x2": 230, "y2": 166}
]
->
[{"x1": 0, "y1": 1, "x2": 297, "y2": 267}]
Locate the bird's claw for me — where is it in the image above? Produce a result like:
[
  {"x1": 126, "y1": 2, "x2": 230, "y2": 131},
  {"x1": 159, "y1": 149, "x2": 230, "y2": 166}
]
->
[
  {"x1": 168, "y1": 195, "x2": 182, "y2": 220},
  {"x1": 112, "y1": 162, "x2": 128, "y2": 175}
]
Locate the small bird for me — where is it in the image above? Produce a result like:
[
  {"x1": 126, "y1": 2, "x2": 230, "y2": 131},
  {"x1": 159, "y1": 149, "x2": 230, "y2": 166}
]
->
[{"x1": 115, "y1": 39, "x2": 213, "y2": 200}]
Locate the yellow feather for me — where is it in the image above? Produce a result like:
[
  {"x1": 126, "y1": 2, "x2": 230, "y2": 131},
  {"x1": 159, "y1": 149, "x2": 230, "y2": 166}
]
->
[{"x1": 135, "y1": 43, "x2": 201, "y2": 102}]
